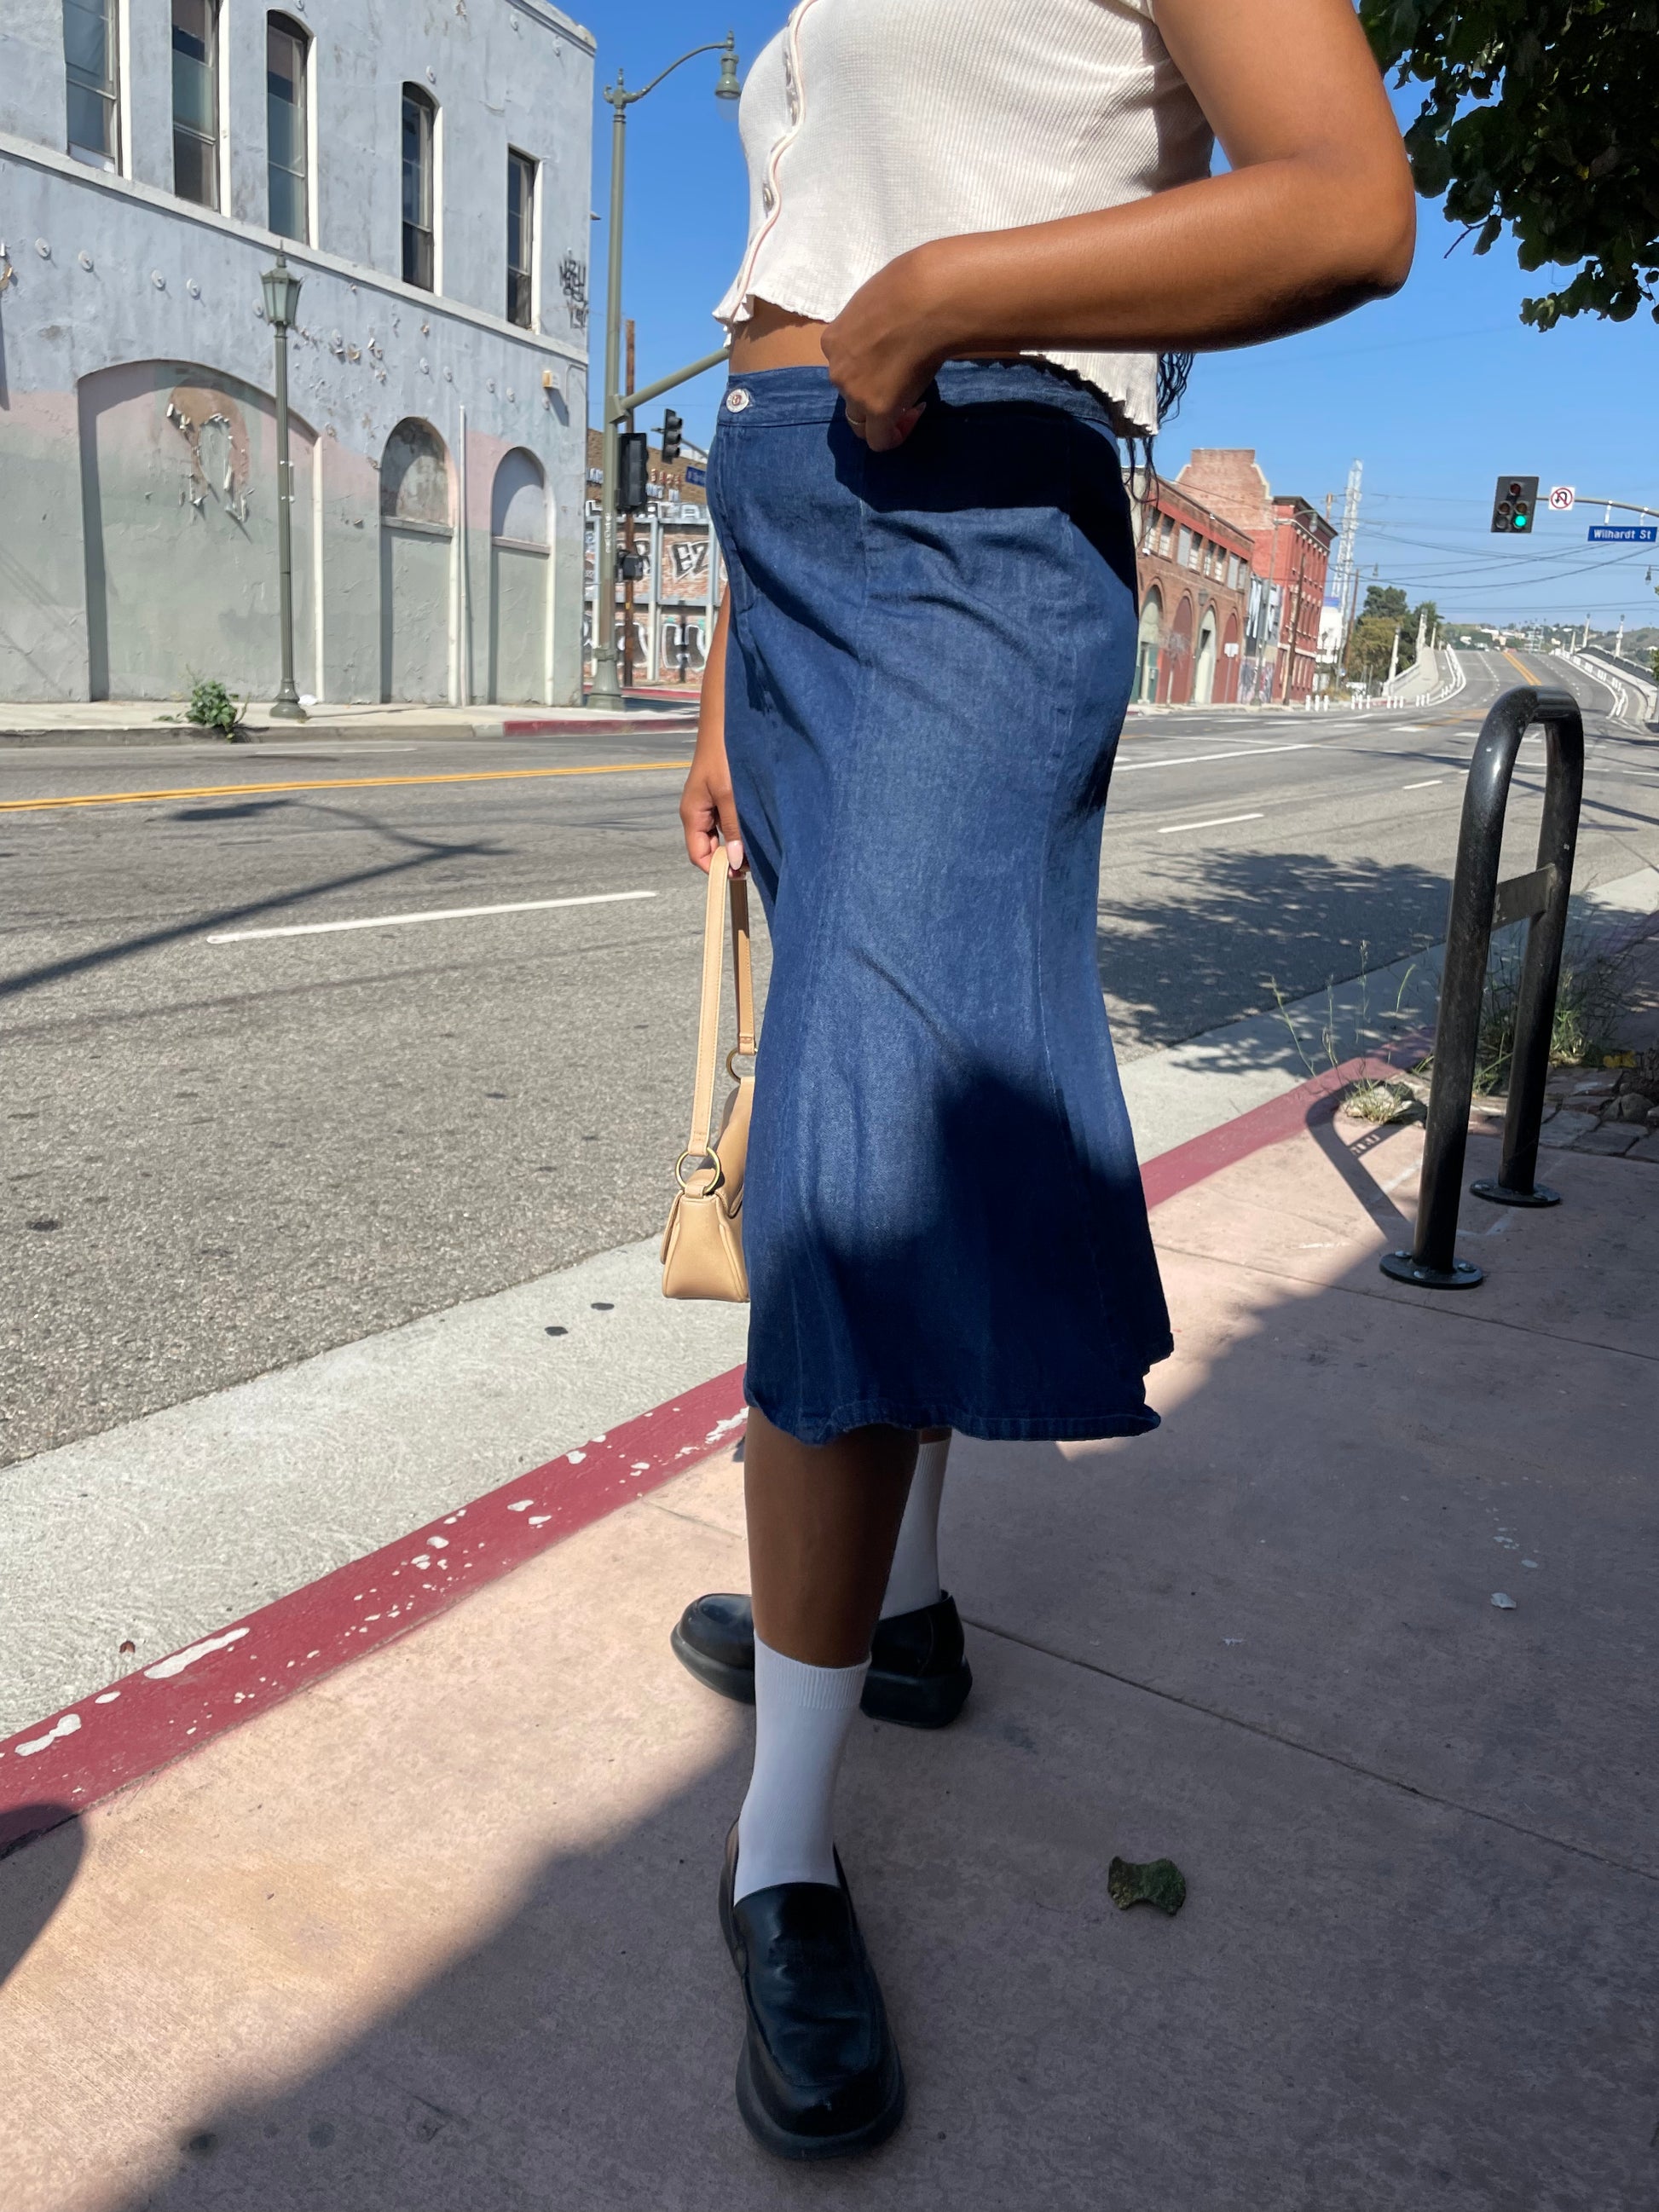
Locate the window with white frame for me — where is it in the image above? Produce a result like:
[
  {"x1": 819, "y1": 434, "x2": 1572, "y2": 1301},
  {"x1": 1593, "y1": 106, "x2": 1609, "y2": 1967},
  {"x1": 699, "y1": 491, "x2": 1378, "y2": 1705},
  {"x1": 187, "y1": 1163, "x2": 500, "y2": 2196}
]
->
[
  {"x1": 171, "y1": 0, "x2": 221, "y2": 210},
  {"x1": 65, "y1": 0, "x2": 120, "y2": 170},
  {"x1": 506, "y1": 148, "x2": 536, "y2": 326},
  {"x1": 267, "y1": 14, "x2": 309, "y2": 242},
  {"x1": 402, "y1": 86, "x2": 436, "y2": 289}
]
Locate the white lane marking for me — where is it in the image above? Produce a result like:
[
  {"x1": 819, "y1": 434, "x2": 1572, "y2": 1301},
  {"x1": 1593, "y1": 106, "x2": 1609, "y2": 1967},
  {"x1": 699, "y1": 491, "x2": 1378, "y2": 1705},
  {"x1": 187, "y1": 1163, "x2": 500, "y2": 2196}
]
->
[
  {"x1": 206, "y1": 889, "x2": 657, "y2": 944},
  {"x1": 1157, "y1": 811, "x2": 1266, "y2": 835},
  {"x1": 1402, "y1": 779, "x2": 1444, "y2": 789},
  {"x1": 1118, "y1": 742, "x2": 1315, "y2": 773}
]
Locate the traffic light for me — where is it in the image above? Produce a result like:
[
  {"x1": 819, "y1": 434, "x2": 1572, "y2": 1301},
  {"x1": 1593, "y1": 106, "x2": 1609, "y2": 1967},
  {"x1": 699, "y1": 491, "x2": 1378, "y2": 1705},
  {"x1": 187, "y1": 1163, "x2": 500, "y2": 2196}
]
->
[
  {"x1": 1490, "y1": 475, "x2": 1539, "y2": 534},
  {"x1": 617, "y1": 431, "x2": 649, "y2": 513},
  {"x1": 661, "y1": 408, "x2": 684, "y2": 465}
]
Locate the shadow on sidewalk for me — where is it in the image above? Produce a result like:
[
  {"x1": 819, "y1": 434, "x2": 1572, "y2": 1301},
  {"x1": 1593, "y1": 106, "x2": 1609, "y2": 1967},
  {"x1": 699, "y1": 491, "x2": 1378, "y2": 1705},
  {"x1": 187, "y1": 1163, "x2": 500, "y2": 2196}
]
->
[
  {"x1": 27, "y1": 1123, "x2": 1639, "y2": 2210},
  {"x1": 0, "y1": 1811, "x2": 81, "y2": 1990}
]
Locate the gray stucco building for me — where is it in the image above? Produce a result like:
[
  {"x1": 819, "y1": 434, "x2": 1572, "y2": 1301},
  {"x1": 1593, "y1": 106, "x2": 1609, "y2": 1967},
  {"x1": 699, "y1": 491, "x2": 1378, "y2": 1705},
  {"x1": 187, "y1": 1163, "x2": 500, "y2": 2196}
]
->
[{"x1": 0, "y1": 0, "x2": 594, "y2": 705}]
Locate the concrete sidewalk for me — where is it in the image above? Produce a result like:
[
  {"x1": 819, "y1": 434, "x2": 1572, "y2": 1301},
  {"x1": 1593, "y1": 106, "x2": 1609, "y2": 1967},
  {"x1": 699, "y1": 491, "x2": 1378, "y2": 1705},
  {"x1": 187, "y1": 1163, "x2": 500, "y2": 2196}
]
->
[
  {"x1": 2, "y1": 1077, "x2": 1654, "y2": 2209},
  {"x1": 0, "y1": 698, "x2": 699, "y2": 747}
]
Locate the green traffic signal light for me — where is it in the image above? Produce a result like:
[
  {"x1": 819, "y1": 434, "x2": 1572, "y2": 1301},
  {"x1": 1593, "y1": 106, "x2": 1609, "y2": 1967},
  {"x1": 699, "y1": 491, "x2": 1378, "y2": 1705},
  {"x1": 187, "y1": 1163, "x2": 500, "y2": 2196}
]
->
[{"x1": 1491, "y1": 473, "x2": 1539, "y2": 534}]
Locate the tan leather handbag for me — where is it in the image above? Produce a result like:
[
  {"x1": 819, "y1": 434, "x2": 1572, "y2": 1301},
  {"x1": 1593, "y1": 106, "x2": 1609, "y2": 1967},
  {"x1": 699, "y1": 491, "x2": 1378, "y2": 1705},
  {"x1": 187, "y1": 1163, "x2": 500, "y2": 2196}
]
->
[{"x1": 661, "y1": 848, "x2": 757, "y2": 1301}]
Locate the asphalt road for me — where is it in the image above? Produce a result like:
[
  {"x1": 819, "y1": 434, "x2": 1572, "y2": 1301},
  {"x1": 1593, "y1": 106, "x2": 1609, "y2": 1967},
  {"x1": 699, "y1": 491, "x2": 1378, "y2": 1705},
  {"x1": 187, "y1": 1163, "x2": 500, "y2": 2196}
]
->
[{"x1": 4, "y1": 650, "x2": 1655, "y2": 1464}]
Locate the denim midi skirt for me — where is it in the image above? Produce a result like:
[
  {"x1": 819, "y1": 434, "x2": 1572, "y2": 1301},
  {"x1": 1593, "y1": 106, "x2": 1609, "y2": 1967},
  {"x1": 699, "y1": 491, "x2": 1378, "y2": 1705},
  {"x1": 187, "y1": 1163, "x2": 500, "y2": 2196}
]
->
[{"x1": 707, "y1": 360, "x2": 1171, "y2": 1446}]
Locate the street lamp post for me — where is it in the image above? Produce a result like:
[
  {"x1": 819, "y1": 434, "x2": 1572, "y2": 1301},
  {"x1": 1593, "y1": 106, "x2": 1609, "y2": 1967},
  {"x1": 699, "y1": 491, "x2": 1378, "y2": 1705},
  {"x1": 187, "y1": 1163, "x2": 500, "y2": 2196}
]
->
[
  {"x1": 587, "y1": 32, "x2": 739, "y2": 712},
  {"x1": 260, "y1": 251, "x2": 306, "y2": 721}
]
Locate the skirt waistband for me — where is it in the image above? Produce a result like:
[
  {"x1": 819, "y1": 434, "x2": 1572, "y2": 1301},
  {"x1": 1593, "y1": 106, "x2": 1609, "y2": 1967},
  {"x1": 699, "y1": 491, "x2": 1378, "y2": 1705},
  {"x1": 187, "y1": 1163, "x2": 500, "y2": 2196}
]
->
[{"x1": 715, "y1": 359, "x2": 1119, "y2": 438}]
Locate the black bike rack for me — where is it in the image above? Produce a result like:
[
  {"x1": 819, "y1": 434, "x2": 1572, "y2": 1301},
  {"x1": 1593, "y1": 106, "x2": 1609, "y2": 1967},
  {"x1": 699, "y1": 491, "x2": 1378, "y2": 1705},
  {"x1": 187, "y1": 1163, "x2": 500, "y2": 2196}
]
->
[{"x1": 1380, "y1": 684, "x2": 1585, "y2": 1290}]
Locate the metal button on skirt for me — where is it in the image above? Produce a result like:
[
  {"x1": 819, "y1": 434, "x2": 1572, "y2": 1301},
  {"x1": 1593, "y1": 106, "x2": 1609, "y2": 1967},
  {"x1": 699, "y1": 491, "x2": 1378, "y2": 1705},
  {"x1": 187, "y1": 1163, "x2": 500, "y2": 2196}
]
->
[{"x1": 707, "y1": 361, "x2": 1171, "y2": 1445}]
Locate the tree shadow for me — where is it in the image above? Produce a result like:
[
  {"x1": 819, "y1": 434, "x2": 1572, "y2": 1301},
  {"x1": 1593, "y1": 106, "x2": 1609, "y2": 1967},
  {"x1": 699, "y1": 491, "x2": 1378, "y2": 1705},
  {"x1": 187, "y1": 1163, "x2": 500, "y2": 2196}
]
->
[{"x1": 1096, "y1": 842, "x2": 1454, "y2": 1056}]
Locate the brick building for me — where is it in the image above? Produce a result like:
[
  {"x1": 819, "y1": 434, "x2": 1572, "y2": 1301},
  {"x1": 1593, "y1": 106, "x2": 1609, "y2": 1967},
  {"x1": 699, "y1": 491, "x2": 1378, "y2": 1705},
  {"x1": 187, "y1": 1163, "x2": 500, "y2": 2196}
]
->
[
  {"x1": 1129, "y1": 476, "x2": 1253, "y2": 705},
  {"x1": 1176, "y1": 450, "x2": 1336, "y2": 705},
  {"x1": 1265, "y1": 494, "x2": 1335, "y2": 706}
]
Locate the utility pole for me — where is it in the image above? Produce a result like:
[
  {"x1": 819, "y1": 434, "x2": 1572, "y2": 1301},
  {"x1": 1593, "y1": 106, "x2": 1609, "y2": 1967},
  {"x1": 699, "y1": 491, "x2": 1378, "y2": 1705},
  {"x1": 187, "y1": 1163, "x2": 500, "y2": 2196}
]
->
[
  {"x1": 587, "y1": 34, "x2": 741, "y2": 710},
  {"x1": 1329, "y1": 459, "x2": 1363, "y2": 673}
]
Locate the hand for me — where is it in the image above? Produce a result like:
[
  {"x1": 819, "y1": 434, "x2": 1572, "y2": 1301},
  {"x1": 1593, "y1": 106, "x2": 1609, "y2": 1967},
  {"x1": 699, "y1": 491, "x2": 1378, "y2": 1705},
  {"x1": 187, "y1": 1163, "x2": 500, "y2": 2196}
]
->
[
  {"x1": 680, "y1": 740, "x2": 745, "y2": 877},
  {"x1": 680, "y1": 598, "x2": 744, "y2": 875},
  {"x1": 821, "y1": 245, "x2": 953, "y2": 451}
]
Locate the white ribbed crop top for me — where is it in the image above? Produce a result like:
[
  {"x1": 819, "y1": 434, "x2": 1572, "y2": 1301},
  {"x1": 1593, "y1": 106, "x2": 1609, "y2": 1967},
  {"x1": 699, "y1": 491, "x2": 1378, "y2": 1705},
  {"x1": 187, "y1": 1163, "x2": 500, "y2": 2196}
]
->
[{"x1": 713, "y1": 0, "x2": 1214, "y2": 435}]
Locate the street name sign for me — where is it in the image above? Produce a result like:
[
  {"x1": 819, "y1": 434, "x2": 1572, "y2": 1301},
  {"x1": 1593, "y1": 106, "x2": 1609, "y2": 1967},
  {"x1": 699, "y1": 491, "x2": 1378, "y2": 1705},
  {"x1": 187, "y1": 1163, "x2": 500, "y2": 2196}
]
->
[
  {"x1": 1547, "y1": 485, "x2": 1575, "y2": 511},
  {"x1": 1587, "y1": 524, "x2": 1657, "y2": 543}
]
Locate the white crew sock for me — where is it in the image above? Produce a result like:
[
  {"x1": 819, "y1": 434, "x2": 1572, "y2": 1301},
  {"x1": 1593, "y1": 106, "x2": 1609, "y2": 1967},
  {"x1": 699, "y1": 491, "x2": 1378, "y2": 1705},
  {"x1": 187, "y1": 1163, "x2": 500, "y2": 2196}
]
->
[
  {"x1": 879, "y1": 1432, "x2": 951, "y2": 1620},
  {"x1": 733, "y1": 1637, "x2": 868, "y2": 1902}
]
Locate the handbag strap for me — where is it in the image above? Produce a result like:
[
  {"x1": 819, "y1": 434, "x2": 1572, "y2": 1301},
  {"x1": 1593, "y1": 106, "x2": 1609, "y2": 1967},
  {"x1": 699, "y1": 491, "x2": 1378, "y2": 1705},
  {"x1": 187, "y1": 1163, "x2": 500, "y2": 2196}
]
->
[{"x1": 684, "y1": 850, "x2": 755, "y2": 1173}]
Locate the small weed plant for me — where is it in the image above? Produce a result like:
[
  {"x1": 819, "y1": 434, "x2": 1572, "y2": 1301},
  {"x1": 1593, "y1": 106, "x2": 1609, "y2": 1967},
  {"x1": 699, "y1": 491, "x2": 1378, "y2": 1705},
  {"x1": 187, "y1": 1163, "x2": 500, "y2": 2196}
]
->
[
  {"x1": 1266, "y1": 942, "x2": 1424, "y2": 1112},
  {"x1": 1469, "y1": 929, "x2": 1632, "y2": 1093},
  {"x1": 185, "y1": 679, "x2": 243, "y2": 737}
]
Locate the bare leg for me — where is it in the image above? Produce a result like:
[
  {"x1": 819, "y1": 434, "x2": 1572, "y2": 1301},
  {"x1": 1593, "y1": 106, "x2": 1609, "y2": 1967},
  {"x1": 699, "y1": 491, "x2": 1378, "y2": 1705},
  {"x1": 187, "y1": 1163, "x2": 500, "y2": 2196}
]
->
[{"x1": 745, "y1": 1407, "x2": 918, "y2": 1666}]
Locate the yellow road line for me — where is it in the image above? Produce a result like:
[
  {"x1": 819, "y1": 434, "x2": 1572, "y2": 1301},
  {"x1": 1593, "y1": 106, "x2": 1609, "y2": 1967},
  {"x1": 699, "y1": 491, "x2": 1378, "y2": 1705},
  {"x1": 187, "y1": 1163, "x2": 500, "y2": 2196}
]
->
[
  {"x1": 0, "y1": 759, "x2": 688, "y2": 816},
  {"x1": 1504, "y1": 649, "x2": 1546, "y2": 684}
]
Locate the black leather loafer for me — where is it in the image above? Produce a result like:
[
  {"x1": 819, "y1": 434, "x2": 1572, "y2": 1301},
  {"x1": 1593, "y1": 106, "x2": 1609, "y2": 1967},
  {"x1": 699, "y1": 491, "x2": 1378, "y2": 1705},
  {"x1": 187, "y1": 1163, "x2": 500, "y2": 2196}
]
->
[
  {"x1": 720, "y1": 1826, "x2": 905, "y2": 2160},
  {"x1": 672, "y1": 1591, "x2": 973, "y2": 1729}
]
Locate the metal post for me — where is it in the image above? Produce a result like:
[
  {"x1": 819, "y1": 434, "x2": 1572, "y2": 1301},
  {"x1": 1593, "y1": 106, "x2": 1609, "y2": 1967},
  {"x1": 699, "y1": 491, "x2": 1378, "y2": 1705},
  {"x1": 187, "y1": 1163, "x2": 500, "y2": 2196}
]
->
[
  {"x1": 585, "y1": 36, "x2": 739, "y2": 709},
  {"x1": 269, "y1": 292, "x2": 304, "y2": 720},
  {"x1": 1381, "y1": 684, "x2": 1584, "y2": 1289},
  {"x1": 622, "y1": 318, "x2": 637, "y2": 693},
  {"x1": 587, "y1": 88, "x2": 629, "y2": 711}
]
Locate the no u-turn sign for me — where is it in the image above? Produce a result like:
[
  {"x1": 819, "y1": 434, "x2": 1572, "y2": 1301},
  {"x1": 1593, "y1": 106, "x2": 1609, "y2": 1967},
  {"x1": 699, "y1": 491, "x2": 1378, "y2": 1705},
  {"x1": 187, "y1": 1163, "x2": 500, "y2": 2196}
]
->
[{"x1": 1547, "y1": 485, "x2": 1575, "y2": 511}]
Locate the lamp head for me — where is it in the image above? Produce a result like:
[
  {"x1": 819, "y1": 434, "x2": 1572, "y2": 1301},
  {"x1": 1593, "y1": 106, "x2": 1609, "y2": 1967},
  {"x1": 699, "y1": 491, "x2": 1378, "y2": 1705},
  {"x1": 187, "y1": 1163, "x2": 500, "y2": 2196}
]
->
[
  {"x1": 714, "y1": 32, "x2": 742, "y2": 100},
  {"x1": 261, "y1": 251, "x2": 303, "y2": 332}
]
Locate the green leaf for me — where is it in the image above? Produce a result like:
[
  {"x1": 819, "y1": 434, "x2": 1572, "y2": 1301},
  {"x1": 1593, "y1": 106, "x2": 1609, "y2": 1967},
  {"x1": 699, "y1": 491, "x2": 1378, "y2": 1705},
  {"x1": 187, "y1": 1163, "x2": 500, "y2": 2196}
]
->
[{"x1": 1108, "y1": 1856, "x2": 1188, "y2": 1916}]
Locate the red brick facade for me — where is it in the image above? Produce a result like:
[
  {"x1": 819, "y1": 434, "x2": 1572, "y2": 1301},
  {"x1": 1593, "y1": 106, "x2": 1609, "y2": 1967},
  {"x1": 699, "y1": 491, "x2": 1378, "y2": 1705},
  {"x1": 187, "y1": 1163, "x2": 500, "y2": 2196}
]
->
[
  {"x1": 1130, "y1": 478, "x2": 1253, "y2": 705},
  {"x1": 1175, "y1": 449, "x2": 1336, "y2": 706},
  {"x1": 1266, "y1": 495, "x2": 1334, "y2": 707}
]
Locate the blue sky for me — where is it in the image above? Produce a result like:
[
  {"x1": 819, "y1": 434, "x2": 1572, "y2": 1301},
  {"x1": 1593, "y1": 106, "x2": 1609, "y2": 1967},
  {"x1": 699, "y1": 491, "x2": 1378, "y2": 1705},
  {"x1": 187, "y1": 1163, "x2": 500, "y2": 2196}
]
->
[{"x1": 584, "y1": 1, "x2": 1659, "y2": 628}]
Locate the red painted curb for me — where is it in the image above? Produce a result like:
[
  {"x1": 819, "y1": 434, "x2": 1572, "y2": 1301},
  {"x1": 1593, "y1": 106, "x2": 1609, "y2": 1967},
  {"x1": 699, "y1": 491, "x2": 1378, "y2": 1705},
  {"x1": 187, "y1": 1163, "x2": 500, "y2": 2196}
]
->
[
  {"x1": 0, "y1": 1049, "x2": 1413, "y2": 1852},
  {"x1": 0, "y1": 1370, "x2": 747, "y2": 1853},
  {"x1": 1141, "y1": 1054, "x2": 1413, "y2": 1209}
]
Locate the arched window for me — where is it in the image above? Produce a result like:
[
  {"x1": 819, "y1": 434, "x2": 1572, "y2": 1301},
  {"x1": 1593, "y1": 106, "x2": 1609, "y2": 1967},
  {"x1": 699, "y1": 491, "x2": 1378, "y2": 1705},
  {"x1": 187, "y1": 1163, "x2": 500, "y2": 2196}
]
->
[
  {"x1": 380, "y1": 419, "x2": 451, "y2": 528},
  {"x1": 1193, "y1": 608, "x2": 1218, "y2": 705},
  {"x1": 267, "y1": 14, "x2": 309, "y2": 242},
  {"x1": 1134, "y1": 590, "x2": 1162, "y2": 705},
  {"x1": 402, "y1": 85, "x2": 436, "y2": 289},
  {"x1": 491, "y1": 448, "x2": 547, "y2": 545}
]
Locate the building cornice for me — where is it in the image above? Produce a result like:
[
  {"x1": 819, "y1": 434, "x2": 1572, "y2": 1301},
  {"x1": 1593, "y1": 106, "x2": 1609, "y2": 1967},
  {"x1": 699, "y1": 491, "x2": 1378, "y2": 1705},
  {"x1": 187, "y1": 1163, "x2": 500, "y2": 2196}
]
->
[
  {"x1": 505, "y1": 0, "x2": 598, "y2": 55},
  {"x1": 0, "y1": 131, "x2": 590, "y2": 372}
]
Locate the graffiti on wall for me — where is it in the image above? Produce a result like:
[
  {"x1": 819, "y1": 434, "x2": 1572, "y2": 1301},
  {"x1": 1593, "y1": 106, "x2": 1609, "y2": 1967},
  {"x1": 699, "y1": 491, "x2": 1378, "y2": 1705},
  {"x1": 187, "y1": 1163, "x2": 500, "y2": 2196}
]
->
[{"x1": 658, "y1": 531, "x2": 709, "y2": 601}]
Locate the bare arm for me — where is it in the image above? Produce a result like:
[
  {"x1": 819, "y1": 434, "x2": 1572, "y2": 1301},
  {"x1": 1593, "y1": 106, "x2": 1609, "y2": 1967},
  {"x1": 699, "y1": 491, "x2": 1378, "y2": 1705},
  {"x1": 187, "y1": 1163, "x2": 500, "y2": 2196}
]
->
[
  {"x1": 679, "y1": 591, "x2": 744, "y2": 875},
  {"x1": 823, "y1": 0, "x2": 1414, "y2": 447}
]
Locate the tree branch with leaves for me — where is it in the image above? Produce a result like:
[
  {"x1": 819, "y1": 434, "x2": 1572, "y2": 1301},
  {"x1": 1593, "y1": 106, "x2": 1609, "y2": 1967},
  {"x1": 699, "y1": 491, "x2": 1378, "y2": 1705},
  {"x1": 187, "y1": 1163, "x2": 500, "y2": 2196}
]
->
[{"x1": 1361, "y1": 0, "x2": 1659, "y2": 326}]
